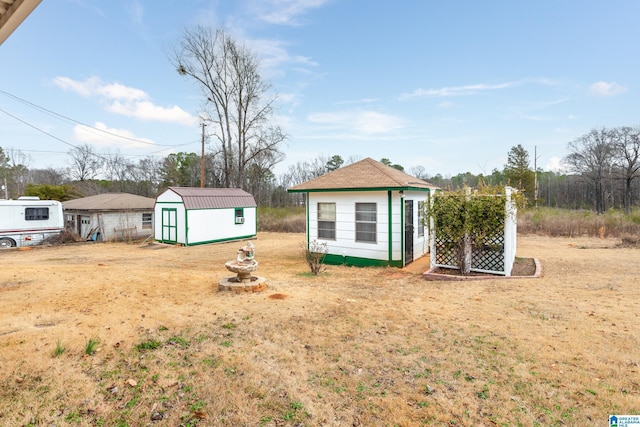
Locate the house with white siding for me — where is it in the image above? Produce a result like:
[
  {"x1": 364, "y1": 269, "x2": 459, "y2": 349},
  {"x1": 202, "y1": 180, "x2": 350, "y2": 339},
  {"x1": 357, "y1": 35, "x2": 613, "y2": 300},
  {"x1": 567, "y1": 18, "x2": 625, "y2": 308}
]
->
[
  {"x1": 288, "y1": 157, "x2": 439, "y2": 267},
  {"x1": 63, "y1": 193, "x2": 155, "y2": 241},
  {"x1": 154, "y1": 187, "x2": 257, "y2": 246}
]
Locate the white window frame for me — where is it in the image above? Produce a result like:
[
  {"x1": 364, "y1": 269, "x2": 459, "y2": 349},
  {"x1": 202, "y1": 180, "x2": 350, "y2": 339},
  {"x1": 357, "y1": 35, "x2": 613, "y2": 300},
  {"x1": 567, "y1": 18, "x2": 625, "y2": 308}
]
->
[
  {"x1": 355, "y1": 202, "x2": 377, "y2": 243},
  {"x1": 317, "y1": 202, "x2": 336, "y2": 240},
  {"x1": 142, "y1": 212, "x2": 153, "y2": 229},
  {"x1": 417, "y1": 201, "x2": 425, "y2": 237}
]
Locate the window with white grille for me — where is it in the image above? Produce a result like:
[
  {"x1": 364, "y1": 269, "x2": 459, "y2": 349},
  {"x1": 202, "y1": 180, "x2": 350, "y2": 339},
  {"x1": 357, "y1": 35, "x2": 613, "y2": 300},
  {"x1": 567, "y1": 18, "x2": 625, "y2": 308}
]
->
[{"x1": 355, "y1": 203, "x2": 376, "y2": 243}]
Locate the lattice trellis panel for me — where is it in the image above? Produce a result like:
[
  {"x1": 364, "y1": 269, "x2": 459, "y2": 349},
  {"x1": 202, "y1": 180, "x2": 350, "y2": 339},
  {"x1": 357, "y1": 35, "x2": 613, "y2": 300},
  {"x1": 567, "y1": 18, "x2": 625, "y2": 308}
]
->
[
  {"x1": 433, "y1": 232, "x2": 506, "y2": 274},
  {"x1": 471, "y1": 235, "x2": 505, "y2": 272},
  {"x1": 434, "y1": 234, "x2": 457, "y2": 266}
]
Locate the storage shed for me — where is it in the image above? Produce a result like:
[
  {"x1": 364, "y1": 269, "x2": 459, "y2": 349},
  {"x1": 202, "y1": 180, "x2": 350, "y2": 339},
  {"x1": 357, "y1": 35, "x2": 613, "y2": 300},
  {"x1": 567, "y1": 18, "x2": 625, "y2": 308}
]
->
[
  {"x1": 288, "y1": 157, "x2": 439, "y2": 267},
  {"x1": 63, "y1": 193, "x2": 155, "y2": 241},
  {"x1": 154, "y1": 187, "x2": 257, "y2": 246}
]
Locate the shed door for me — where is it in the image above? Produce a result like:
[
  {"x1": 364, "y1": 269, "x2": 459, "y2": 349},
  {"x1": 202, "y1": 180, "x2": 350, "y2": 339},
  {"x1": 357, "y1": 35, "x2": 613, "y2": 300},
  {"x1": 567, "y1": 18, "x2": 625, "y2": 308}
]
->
[
  {"x1": 404, "y1": 200, "x2": 414, "y2": 265},
  {"x1": 79, "y1": 215, "x2": 92, "y2": 239},
  {"x1": 161, "y1": 208, "x2": 178, "y2": 243}
]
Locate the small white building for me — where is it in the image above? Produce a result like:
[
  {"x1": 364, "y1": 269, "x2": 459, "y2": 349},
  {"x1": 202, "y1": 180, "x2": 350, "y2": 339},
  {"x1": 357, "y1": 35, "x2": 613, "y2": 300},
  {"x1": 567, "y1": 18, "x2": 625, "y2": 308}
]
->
[
  {"x1": 154, "y1": 187, "x2": 257, "y2": 246},
  {"x1": 63, "y1": 193, "x2": 155, "y2": 241},
  {"x1": 288, "y1": 158, "x2": 439, "y2": 267}
]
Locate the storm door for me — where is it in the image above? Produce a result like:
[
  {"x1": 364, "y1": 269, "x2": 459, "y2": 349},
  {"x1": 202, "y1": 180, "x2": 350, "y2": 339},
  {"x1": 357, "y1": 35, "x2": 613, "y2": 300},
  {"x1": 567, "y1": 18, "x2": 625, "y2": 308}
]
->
[{"x1": 404, "y1": 200, "x2": 414, "y2": 265}]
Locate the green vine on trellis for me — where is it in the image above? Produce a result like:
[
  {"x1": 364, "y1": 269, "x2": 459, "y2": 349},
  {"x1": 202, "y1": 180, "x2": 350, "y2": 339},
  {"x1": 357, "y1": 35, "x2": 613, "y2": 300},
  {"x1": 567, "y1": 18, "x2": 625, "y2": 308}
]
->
[{"x1": 424, "y1": 186, "x2": 523, "y2": 274}]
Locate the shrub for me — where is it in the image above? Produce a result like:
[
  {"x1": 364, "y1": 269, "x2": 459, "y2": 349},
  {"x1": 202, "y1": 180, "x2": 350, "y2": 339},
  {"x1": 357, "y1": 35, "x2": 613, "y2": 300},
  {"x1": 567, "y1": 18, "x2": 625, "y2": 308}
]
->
[{"x1": 304, "y1": 240, "x2": 327, "y2": 275}]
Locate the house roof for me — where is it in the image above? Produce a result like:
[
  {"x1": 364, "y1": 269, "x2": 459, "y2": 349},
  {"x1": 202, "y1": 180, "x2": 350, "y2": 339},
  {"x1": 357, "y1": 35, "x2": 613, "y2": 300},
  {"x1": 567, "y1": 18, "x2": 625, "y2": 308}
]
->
[
  {"x1": 63, "y1": 193, "x2": 155, "y2": 211},
  {"x1": 163, "y1": 187, "x2": 257, "y2": 210},
  {"x1": 0, "y1": 0, "x2": 41, "y2": 45},
  {"x1": 288, "y1": 157, "x2": 438, "y2": 192}
]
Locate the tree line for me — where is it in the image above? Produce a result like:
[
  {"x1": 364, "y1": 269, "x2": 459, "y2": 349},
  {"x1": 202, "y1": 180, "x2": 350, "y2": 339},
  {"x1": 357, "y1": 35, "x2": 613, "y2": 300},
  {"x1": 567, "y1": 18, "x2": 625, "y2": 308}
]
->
[{"x1": 1, "y1": 127, "x2": 639, "y2": 215}]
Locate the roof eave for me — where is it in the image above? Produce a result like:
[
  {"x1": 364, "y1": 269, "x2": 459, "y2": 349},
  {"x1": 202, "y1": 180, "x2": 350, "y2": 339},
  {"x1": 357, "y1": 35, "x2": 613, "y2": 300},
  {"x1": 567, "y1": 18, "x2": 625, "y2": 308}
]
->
[
  {"x1": 0, "y1": 0, "x2": 41, "y2": 45},
  {"x1": 288, "y1": 186, "x2": 434, "y2": 193}
]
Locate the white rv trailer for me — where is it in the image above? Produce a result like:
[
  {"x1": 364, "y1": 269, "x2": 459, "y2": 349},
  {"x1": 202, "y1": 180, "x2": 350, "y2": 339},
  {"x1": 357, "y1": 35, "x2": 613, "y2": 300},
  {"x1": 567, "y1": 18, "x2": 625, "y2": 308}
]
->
[{"x1": 0, "y1": 197, "x2": 64, "y2": 248}]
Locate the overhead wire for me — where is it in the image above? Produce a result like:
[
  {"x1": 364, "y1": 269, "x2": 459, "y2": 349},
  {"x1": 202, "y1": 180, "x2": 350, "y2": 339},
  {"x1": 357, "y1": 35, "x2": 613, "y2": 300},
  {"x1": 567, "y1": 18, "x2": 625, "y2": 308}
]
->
[{"x1": 0, "y1": 89, "x2": 204, "y2": 154}]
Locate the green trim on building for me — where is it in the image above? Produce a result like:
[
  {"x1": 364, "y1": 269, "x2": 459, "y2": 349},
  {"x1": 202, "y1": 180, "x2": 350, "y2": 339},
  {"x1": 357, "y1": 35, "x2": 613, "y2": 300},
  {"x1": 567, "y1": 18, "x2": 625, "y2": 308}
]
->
[
  {"x1": 185, "y1": 208, "x2": 190, "y2": 245},
  {"x1": 234, "y1": 207, "x2": 245, "y2": 225},
  {"x1": 160, "y1": 207, "x2": 178, "y2": 244},
  {"x1": 387, "y1": 191, "x2": 393, "y2": 265},
  {"x1": 289, "y1": 186, "x2": 432, "y2": 194},
  {"x1": 168, "y1": 233, "x2": 257, "y2": 247},
  {"x1": 305, "y1": 193, "x2": 310, "y2": 248},
  {"x1": 323, "y1": 253, "x2": 403, "y2": 268},
  {"x1": 255, "y1": 208, "x2": 259, "y2": 236},
  {"x1": 400, "y1": 196, "x2": 405, "y2": 267},
  {"x1": 300, "y1": 189, "x2": 431, "y2": 269}
]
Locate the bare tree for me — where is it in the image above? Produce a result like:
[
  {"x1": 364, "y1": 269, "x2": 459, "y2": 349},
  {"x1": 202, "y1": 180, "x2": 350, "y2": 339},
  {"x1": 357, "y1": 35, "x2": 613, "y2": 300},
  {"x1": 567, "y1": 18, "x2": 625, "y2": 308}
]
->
[
  {"x1": 611, "y1": 126, "x2": 640, "y2": 214},
  {"x1": 102, "y1": 149, "x2": 134, "y2": 192},
  {"x1": 4, "y1": 148, "x2": 31, "y2": 197},
  {"x1": 171, "y1": 26, "x2": 286, "y2": 189},
  {"x1": 410, "y1": 165, "x2": 429, "y2": 180},
  {"x1": 30, "y1": 167, "x2": 67, "y2": 186},
  {"x1": 130, "y1": 156, "x2": 163, "y2": 197},
  {"x1": 68, "y1": 144, "x2": 101, "y2": 182},
  {"x1": 564, "y1": 128, "x2": 615, "y2": 214}
]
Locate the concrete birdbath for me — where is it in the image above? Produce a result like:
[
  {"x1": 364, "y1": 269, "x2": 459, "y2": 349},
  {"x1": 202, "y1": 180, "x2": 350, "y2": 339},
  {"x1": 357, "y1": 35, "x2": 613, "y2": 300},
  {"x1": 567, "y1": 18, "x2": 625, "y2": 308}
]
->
[{"x1": 218, "y1": 241, "x2": 266, "y2": 292}]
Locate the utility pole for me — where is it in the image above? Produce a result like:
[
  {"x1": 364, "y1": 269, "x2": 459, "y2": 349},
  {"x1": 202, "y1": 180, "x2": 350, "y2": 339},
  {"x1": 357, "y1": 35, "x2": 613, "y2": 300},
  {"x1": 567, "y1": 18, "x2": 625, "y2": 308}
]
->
[
  {"x1": 534, "y1": 145, "x2": 539, "y2": 209},
  {"x1": 200, "y1": 122, "x2": 207, "y2": 188}
]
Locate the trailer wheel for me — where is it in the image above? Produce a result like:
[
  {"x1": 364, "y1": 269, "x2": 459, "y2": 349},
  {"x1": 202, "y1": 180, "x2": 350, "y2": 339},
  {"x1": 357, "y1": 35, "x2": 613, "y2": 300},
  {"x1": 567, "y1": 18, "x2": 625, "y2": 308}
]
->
[{"x1": 0, "y1": 238, "x2": 17, "y2": 249}]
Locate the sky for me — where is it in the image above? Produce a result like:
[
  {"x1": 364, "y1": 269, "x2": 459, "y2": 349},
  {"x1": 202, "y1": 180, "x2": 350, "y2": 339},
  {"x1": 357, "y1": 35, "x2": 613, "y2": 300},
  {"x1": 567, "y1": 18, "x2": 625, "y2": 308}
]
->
[{"x1": 1, "y1": 0, "x2": 640, "y2": 180}]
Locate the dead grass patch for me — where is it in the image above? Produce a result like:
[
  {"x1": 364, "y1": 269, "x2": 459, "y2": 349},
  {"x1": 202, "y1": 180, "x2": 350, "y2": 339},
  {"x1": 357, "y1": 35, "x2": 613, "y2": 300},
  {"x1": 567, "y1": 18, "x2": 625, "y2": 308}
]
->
[{"x1": 0, "y1": 233, "x2": 638, "y2": 425}]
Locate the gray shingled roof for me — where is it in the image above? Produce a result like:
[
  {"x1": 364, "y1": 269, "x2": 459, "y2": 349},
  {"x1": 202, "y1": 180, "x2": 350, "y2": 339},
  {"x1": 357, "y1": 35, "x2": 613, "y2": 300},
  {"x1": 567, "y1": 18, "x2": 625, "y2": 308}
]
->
[
  {"x1": 164, "y1": 187, "x2": 257, "y2": 210},
  {"x1": 288, "y1": 157, "x2": 438, "y2": 192},
  {"x1": 63, "y1": 193, "x2": 155, "y2": 211}
]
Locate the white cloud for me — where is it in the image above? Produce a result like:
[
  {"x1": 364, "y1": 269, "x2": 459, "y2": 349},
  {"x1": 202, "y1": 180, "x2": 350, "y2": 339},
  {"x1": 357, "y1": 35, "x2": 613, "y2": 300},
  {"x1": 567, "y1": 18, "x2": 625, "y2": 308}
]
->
[
  {"x1": 545, "y1": 156, "x2": 566, "y2": 172},
  {"x1": 252, "y1": 0, "x2": 329, "y2": 25},
  {"x1": 400, "y1": 78, "x2": 559, "y2": 100},
  {"x1": 308, "y1": 110, "x2": 406, "y2": 137},
  {"x1": 589, "y1": 81, "x2": 627, "y2": 96},
  {"x1": 108, "y1": 100, "x2": 195, "y2": 126},
  {"x1": 336, "y1": 98, "x2": 380, "y2": 105},
  {"x1": 401, "y1": 80, "x2": 523, "y2": 99},
  {"x1": 73, "y1": 122, "x2": 155, "y2": 148},
  {"x1": 248, "y1": 38, "x2": 318, "y2": 77},
  {"x1": 53, "y1": 76, "x2": 101, "y2": 97},
  {"x1": 97, "y1": 82, "x2": 147, "y2": 102},
  {"x1": 53, "y1": 76, "x2": 196, "y2": 125}
]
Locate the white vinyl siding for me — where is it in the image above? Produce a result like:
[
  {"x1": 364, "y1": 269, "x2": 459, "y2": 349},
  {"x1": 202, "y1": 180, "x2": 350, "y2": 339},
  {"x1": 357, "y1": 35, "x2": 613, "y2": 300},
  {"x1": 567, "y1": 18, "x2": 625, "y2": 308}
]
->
[
  {"x1": 306, "y1": 190, "x2": 430, "y2": 265},
  {"x1": 355, "y1": 203, "x2": 376, "y2": 243}
]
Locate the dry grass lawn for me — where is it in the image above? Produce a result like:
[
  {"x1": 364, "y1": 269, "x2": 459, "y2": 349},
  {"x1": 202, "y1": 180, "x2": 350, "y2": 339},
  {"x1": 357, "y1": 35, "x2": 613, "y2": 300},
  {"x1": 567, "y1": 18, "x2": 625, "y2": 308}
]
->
[{"x1": 0, "y1": 233, "x2": 638, "y2": 426}]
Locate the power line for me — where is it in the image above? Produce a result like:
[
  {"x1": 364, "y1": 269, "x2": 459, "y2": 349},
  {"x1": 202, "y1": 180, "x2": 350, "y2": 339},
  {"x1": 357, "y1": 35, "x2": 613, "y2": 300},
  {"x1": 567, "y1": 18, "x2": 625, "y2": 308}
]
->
[
  {"x1": 0, "y1": 107, "x2": 203, "y2": 167},
  {"x1": 0, "y1": 89, "x2": 192, "y2": 148},
  {"x1": 0, "y1": 106, "x2": 78, "y2": 149}
]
